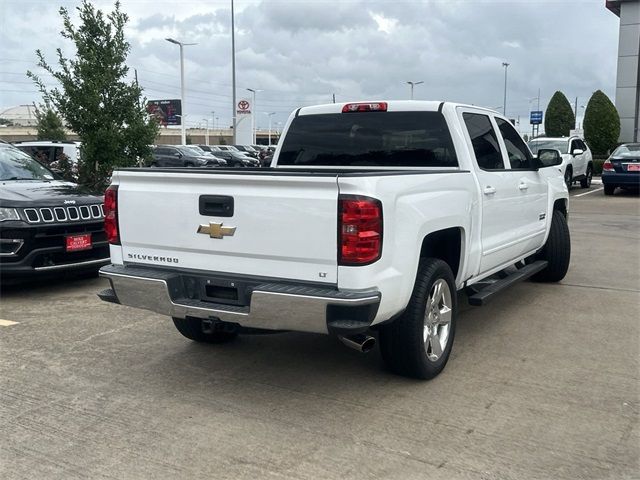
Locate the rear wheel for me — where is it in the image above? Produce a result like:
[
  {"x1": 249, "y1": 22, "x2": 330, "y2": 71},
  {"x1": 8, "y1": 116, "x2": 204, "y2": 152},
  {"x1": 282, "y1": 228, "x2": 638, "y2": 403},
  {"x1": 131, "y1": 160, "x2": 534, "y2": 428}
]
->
[
  {"x1": 604, "y1": 184, "x2": 615, "y2": 196},
  {"x1": 379, "y1": 258, "x2": 457, "y2": 380},
  {"x1": 531, "y1": 211, "x2": 571, "y2": 282},
  {"x1": 172, "y1": 317, "x2": 238, "y2": 343},
  {"x1": 580, "y1": 165, "x2": 593, "y2": 188},
  {"x1": 564, "y1": 167, "x2": 573, "y2": 190}
]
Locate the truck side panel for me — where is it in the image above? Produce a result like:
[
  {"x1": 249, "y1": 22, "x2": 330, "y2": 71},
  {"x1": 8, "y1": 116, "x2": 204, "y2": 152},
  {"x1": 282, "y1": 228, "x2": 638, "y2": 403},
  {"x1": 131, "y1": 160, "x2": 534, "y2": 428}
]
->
[{"x1": 336, "y1": 172, "x2": 477, "y2": 324}]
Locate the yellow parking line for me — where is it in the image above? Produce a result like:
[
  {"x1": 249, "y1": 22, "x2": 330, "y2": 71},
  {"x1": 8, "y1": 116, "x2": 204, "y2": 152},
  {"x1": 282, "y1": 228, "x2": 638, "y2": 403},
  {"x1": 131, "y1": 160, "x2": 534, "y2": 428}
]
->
[{"x1": 0, "y1": 319, "x2": 19, "y2": 327}]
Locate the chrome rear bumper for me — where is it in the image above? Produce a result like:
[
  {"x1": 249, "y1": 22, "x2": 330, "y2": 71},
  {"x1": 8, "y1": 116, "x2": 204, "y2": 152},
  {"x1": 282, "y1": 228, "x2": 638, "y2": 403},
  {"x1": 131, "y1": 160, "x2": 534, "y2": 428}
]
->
[{"x1": 99, "y1": 264, "x2": 380, "y2": 334}]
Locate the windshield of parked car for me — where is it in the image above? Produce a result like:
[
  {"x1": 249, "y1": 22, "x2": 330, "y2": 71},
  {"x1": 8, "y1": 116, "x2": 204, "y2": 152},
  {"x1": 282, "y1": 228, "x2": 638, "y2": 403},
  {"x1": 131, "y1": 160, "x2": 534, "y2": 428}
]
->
[
  {"x1": 278, "y1": 111, "x2": 458, "y2": 167},
  {"x1": 611, "y1": 144, "x2": 640, "y2": 157},
  {"x1": 528, "y1": 139, "x2": 569, "y2": 154},
  {"x1": 0, "y1": 146, "x2": 56, "y2": 181}
]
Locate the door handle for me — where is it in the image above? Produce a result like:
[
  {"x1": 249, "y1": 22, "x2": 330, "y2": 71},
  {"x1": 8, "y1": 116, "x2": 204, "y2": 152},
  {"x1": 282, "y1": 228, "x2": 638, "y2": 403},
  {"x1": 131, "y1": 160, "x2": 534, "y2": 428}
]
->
[
  {"x1": 518, "y1": 182, "x2": 529, "y2": 191},
  {"x1": 483, "y1": 186, "x2": 497, "y2": 195}
]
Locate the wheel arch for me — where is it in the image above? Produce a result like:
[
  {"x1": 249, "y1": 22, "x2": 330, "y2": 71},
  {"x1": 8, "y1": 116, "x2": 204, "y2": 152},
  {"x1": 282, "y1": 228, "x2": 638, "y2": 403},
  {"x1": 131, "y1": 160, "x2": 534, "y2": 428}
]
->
[
  {"x1": 419, "y1": 227, "x2": 464, "y2": 280},
  {"x1": 553, "y1": 198, "x2": 568, "y2": 219}
]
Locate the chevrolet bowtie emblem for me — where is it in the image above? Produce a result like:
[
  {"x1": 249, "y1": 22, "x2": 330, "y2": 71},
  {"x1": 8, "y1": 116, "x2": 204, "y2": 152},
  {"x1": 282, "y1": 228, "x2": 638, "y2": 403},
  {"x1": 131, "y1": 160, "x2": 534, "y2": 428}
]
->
[{"x1": 197, "y1": 222, "x2": 236, "y2": 239}]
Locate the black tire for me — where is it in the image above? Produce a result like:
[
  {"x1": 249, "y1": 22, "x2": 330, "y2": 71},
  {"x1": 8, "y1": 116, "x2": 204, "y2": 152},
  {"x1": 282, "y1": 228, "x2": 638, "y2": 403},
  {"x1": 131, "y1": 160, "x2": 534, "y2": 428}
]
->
[
  {"x1": 564, "y1": 166, "x2": 573, "y2": 190},
  {"x1": 172, "y1": 317, "x2": 238, "y2": 343},
  {"x1": 604, "y1": 184, "x2": 615, "y2": 196},
  {"x1": 184, "y1": 162, "x2": 194, "y2": 168},
  {"x1": 531, "y1": 211, "x2": 571, "y2": 282},
  {"x1": 379, "y1": 258, "x2": 457, "y2": 380},
  {"x1": 580, "y1": 164, "x2": 593, "y2": 188}
]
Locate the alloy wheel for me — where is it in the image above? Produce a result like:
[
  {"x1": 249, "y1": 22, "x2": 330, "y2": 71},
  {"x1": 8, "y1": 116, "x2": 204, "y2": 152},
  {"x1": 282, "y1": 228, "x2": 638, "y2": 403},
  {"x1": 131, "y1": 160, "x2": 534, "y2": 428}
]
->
[{"x1": 423, "y1": 279, "x2": 453, "y2": 361}]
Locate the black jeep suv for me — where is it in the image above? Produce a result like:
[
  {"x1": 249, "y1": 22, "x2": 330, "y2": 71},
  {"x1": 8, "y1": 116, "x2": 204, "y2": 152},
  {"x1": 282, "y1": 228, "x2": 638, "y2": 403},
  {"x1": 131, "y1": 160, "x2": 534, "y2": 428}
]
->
[{"x1": 0, "y1": 144, "x2": 109, "y2": 279}]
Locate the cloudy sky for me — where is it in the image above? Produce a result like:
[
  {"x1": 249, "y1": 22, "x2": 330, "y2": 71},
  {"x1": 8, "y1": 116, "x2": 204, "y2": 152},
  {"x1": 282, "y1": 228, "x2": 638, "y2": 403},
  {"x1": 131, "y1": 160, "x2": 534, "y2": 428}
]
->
[{"x1": 0, "y1": 0, "x2": 621, "y2": 134}]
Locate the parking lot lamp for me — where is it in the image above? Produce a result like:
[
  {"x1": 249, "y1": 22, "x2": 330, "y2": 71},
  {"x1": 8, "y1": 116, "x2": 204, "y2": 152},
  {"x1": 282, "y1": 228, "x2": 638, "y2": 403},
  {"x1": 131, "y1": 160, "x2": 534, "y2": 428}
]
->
[
  {"x1": 231, "y1": 0, "x2": 237, "y2": 144},
  {"x1": 203, "y1": 118, "x2": 209, "y2": 145},
  {"x1": 165, "y1": 38, "x2": 197, "y2": 145},
  {"x1": 247, "y1": 88, "x2": 262, "y2": 144},
  {"x1": 264, "y1": 112, "x2": 276, "y2": 146},
  {"x1": 406, "y1": 80, "x2": 423, "y2": 100},
  {"x1": 502, "y1": 62, "x2": 510, "y2": 116}
]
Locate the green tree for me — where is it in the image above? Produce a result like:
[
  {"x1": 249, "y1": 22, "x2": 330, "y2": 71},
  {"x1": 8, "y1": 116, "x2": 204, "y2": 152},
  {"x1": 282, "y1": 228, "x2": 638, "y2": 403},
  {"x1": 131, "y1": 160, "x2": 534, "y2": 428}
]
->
[
  {"x1": 34, "y1": 105, "x2": 67, "y2": 141},
  {"x1": 583, "y1": 90, "x2": 620, "y2": 156},
  {"x1": 27, "y1": 1, "x2": 157, "y2": 189},
  {"x1": 544, "y1": 91, "x2": 575, "y2": 137}
]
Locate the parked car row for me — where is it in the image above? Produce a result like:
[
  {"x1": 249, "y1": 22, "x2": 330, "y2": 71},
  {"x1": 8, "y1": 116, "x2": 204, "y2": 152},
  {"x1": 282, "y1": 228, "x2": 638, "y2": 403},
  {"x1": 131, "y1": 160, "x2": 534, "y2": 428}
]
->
[
  {"x1": 150, "y1": 144, "x2": 273, "y2": 168},
  {"x1": 527, "y1": 137, "x2": 639, "y2": 194}
]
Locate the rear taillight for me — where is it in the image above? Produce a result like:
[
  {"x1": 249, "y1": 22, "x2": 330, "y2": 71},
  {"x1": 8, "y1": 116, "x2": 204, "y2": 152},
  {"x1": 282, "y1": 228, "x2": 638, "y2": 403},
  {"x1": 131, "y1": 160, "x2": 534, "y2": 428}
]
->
[
  {"x1": 104, "y1": 185, "x2": 120, "y2": 245},
  {"x1": 342, "y1": 102, "x2": 388, "y2": 113},
  {"x1": 338, "y1": 195, "x2": 382, "y2": 265},
  {"x1": 602, "y1": 159, "x2": 615, "y2": 172}
]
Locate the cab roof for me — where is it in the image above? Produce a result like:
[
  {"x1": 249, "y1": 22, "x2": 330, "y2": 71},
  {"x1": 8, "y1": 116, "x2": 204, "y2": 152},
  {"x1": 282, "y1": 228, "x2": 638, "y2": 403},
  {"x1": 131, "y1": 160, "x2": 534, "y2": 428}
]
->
[{"x1": 297, "y1": 100, "x2": 500, "y2": 116}]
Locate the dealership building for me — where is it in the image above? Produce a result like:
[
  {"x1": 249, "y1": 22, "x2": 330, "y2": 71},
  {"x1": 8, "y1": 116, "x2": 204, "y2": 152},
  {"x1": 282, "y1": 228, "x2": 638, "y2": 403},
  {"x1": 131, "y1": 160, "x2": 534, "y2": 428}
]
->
[{"x1": 607, "y1": 0, "x2": 640, "y2": 142}]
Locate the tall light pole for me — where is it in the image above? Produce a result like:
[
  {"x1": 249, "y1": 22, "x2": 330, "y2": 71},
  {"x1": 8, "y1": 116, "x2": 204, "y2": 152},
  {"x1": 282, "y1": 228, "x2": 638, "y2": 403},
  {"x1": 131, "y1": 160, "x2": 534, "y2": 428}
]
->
[
  {"x1": 203, "y1": 118, "x2": 209, "y2": 145},
  {"x1": 211, "y1": 111, "x2": 215, "y2": 133},
  {"x1": 264, "y1": 112, "x2": 276, "y2": 146},
  {"x1": 502, "y1": 62, "x2": 510, "y2": 116},
  {"x1": 231, "y1": 0, "x2": 237, "y2": 144},
  {"x1": 247, "y1": 88, "x2": 262, "y2": 144},
  {"x1": 406, "y1": 80, "x2": 423, "y2": 100},
  {"x1": 165, "y1": 38, "x2": 197, "y2": 145}
]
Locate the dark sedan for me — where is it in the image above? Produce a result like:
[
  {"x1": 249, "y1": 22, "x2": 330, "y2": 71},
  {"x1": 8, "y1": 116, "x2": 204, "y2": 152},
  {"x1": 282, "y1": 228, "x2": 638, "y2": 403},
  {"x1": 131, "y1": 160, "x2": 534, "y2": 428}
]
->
[
  {"x1": 151, "y1": 145, "x2": 226, "y2": 168},
  {"x1": 199, "y1": 146, "x2": 260, "y2": 167},
  {"x1": 232, "y1": 145, "x2": 260, "y2": 158},
  {"x1": 602, "y1": 144, "x2": 640, "y2": 195}
]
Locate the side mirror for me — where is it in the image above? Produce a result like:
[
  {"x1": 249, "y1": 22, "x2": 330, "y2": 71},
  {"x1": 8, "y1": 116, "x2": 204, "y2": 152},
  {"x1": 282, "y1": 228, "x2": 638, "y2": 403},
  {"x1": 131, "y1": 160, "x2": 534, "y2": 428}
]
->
[
  {"x1": 537, "y1": 149, "x2": 563, "y2": 168},
  {"x1": 571, "y1": 148, "x2": 584, "y2": 156}
]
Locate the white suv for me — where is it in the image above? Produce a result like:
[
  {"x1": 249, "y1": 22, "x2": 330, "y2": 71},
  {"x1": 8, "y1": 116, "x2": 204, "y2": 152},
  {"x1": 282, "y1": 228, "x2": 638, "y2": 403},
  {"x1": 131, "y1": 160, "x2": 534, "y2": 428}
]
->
[
  {"x1": 528, "y1": 136, "x2": 593, "y2": 189},
  {"x1": 13, "y1": 141, "x2": 80, "y2": 166}
]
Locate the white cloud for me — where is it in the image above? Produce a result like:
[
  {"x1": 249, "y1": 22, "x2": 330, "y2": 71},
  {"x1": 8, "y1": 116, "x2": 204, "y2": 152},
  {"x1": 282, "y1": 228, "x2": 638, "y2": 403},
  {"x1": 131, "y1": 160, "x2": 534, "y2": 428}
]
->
[
  {"x1": 371, "y1": 13, "x2": 398, "y2": 34},
  {"x1": 503, "y1": 40, "x2": 522, "y2": 49}
]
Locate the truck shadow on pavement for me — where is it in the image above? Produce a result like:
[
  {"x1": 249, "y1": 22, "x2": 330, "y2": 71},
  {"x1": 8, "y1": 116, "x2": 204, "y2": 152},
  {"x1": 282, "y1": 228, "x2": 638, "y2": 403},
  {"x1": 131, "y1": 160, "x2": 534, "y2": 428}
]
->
[{"x1": 135, "y1": 292, "x2": 491, "y2": 391}]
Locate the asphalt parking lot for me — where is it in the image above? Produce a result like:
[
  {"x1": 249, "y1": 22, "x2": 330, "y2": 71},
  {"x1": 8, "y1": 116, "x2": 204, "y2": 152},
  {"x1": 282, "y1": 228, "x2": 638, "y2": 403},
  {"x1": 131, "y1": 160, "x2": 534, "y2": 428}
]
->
[{"x1": 0, "y1": 185, "x2": 638, "y2": 480}]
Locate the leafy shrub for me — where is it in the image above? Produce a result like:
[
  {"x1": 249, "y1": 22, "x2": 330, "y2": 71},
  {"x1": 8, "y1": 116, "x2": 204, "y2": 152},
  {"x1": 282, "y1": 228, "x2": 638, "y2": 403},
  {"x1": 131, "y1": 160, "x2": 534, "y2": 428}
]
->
[
  {"x1": 584, "y1": 90, "x2": 620, "y2": 156},
  {"x1": 544, "y1": 91, "x2": 575, "y2": 137}
]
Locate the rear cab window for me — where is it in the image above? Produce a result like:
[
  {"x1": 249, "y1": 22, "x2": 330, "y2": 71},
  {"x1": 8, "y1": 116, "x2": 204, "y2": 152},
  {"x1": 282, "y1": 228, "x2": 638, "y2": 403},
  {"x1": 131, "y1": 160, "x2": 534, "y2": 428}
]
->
[
  {"x1": 278, "y1": 111, "x2": 458, "y2": 168},
  {"x1": 495, "y1": 118, "x2": 534, "y2": 169},
  {"x1": 462, "y1": 113, "x2": 505, "y2": 170}
]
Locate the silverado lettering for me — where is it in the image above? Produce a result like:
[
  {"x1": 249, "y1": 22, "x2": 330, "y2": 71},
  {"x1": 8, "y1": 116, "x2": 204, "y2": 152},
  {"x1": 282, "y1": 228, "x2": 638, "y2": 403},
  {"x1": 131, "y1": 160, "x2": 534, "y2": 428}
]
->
[{"x1": 127, "y1": 253, "x2": 179, "y2": 264}]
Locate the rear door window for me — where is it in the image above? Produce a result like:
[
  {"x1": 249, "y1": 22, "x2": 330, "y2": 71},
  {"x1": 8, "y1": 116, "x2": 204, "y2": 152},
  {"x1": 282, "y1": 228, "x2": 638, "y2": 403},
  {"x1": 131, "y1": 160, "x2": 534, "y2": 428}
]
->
[
  {"x1": 278, "y1": 111, "x2": 458, "y2": 167},
  {"x1": 462, "y1": 113, "x2": 504, "y2": 170}
]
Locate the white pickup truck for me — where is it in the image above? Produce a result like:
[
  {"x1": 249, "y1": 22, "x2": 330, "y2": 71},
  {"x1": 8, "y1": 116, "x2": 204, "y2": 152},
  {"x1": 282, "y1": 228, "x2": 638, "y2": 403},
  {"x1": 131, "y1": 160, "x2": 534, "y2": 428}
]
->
[{"x1": 98, "y1": 101, "x2": 570, "y2": 379}]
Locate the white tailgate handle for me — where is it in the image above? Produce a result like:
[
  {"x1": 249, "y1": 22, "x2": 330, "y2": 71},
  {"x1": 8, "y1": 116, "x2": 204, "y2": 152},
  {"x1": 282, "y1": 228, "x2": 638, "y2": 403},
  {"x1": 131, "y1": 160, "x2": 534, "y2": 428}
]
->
[
  {"x1": 518, "y1": 182, "x2": 529, "y2": 191},
  {"x1": 483, "y1": 186, "x2": 497, "y2": 195}
]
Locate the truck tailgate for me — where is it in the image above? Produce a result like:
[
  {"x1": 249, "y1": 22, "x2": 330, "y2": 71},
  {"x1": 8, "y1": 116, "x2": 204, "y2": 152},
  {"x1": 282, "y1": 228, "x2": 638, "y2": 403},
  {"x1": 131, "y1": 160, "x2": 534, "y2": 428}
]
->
[{"x1": 115, "y1": 170, "x2": 339, "y2": 284}]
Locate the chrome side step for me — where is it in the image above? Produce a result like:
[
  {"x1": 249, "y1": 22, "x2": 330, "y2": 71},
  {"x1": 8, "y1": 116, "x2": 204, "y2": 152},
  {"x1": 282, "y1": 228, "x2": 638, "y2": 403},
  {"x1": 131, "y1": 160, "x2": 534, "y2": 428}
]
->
[{"x1": 467, "y1": 260, "x2": 548, "y2": 306}]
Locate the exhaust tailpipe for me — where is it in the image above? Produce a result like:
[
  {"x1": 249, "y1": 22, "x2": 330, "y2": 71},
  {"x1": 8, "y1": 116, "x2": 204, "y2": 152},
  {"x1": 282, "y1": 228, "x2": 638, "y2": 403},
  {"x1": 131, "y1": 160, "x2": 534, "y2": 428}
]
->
[{"x1": 339, "y1": 334, "x2": 376, "y2": 353}]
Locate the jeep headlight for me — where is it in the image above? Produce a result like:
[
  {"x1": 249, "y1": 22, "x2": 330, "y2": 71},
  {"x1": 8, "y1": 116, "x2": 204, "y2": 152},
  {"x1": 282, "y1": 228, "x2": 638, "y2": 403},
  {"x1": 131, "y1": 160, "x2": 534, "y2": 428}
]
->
[{"x1": 0, "y1": 208, "x2": 19, "y2": 222}]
